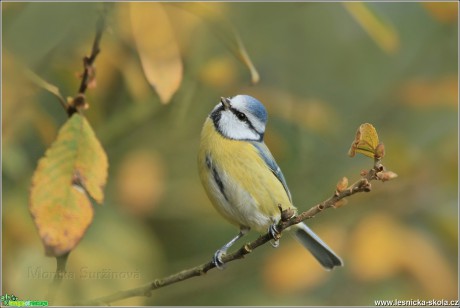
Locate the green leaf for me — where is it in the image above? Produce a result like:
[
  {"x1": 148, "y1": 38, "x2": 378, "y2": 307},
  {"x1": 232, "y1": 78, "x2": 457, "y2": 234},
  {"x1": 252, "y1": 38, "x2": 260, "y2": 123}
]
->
[
  {"x1": 29, "y1": 113, "x2": 108, "y2": 257},
  {"x1": 348, "y1": 123, "x2": 380, "y2": 158}
]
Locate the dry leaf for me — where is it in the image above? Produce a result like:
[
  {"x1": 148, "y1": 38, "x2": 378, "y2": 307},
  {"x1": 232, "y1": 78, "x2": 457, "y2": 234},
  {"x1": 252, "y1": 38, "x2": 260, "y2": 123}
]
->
[
  {"x1": 130, "y1": 2, "x2": 183, "y2": 103},
  {"x1": 30, "y1": 114, "x2": 108, "y2": 256}
]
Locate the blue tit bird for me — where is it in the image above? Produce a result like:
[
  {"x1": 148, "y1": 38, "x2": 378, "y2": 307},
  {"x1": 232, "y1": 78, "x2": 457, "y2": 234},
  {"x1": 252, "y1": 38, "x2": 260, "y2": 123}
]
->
[{"x1": 198, "y1": 95, "x2": 343, "y2": 270}]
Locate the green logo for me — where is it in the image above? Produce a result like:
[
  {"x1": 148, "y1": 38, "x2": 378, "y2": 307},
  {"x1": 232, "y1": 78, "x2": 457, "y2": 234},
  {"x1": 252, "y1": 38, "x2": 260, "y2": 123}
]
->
[
  {"x1": 1, "y1": 294, "x2": 48, "y2": 307},
  {"x1": 1, "y1": 294, "x2": 18, "y2": 305}
]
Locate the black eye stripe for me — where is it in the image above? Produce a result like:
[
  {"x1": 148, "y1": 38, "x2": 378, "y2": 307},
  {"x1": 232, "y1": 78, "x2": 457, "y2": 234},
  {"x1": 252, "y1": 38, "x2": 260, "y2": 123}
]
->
[
  {"x1": 230, "y1": 108, "x2": 249, "y2": 123},
  {"x1": 210, "y1": 104, "x2": 264, "y2": 142}
]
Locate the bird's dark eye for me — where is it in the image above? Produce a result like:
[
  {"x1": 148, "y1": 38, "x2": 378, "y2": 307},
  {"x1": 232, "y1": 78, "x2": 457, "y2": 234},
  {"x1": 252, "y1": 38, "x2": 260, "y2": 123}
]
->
[{"x1": 236, "y1": 112, "x2": 247, "y2": 121}]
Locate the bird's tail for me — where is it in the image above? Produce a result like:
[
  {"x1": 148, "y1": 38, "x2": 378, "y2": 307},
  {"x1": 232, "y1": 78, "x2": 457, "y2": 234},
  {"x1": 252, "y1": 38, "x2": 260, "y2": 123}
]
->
[{"x1": 292, "y1": 222, "x2": 343, "y2": 270}]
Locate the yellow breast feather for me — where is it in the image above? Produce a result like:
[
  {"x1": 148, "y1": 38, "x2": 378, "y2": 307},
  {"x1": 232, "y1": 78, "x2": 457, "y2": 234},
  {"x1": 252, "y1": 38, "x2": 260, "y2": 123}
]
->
[{"x1": 198, "y1": 119, "x2": 294, "y2": 231}]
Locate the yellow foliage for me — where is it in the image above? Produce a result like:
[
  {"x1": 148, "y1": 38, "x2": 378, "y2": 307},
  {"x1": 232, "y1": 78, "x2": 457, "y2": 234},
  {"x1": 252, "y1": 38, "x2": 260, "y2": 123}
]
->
[
  {"x1": 423, "y1": 2, "x2": 458, "y2": 24},
  {"x1": 130, "y1": 2, "x2": 183, "y2": 104},
  {"x1": 199, "y1": 56, "x2": 238, "y2": 88},
  {"x1": 121, "y1": 56, "x2": 154, "y2": 104},
  {"x1": 116, "y1": 150, "x2": 165, "y2": 216},
  {"x1": 349, "y1": 214, "x2": 402, "y2": 280},
  {"x1": 264, "y1": 241, "x2": 327, "y2": 294},
  {"x1": 263, "y1": 226, "x2": 345, "y2": 294},
  {"x1": 399, "y1": 76, "x2": 458, "y2": 109},
  {"x1": 349, "y1": 213, "x2": 458, "y2": 299},
  {"x1": 29, "y1": 114, "x2": 108, "y2": 256}
]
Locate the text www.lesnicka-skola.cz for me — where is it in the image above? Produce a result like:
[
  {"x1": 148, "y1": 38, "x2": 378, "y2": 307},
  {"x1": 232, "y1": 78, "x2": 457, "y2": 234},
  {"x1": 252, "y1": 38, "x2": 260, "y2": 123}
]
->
[{"x1": 375, "y1": 299, "x2": 459, "y2": 306}]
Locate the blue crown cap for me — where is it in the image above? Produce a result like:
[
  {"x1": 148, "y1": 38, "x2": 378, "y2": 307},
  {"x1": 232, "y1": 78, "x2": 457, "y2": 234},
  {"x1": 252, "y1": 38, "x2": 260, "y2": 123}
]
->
[{"x1": 238, "y1": 95, "x2": 268, "y2": 124}]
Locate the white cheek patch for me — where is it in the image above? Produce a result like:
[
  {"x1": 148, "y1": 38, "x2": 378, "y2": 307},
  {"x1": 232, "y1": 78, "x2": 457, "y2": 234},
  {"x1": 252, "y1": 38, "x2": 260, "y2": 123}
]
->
[{"x1": 218, "y1": 111, "x2": 260, "y2": 140}]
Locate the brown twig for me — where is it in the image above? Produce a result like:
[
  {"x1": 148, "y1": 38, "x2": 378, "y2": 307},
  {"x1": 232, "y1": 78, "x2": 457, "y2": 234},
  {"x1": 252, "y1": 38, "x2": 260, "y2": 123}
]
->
[
  {"x1": 77, "y1": 14, "x2": 104, "y2": 94},
  {"x1": 78, "y1": 158, "x2": 392, "y2": 306},
  {"x1": 67, "y1": 8, "x2": 107, "y2": 117}
]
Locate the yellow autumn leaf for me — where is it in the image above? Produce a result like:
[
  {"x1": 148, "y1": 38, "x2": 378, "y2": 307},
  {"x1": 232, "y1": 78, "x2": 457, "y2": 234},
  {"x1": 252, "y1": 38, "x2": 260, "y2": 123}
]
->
[
  {"x1": 30, "y1": 113, "x2": 108, "y2": 257},
  {"x1": 343, "y1": 2, "x2": 399, "y2": 54},
  {"x1": 422, "y1": 2, "x2": 458, "y2": 24},
  {"x1": 348, "y1": 123, "x2": 380, "y2": 158},
  {"x1": 130, "y1": 2, "x2": 183, "y2": 104}
]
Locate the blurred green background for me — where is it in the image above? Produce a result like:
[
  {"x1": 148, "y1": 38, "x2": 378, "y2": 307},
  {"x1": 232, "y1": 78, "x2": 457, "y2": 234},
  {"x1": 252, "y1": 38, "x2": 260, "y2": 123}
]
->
[{"x1": 2, "y1": 2, "x2": 458, "y2": 306}]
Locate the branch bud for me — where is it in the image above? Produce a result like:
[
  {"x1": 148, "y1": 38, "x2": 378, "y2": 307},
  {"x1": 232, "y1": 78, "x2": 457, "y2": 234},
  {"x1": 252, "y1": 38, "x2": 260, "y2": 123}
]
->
[
  {"x1": 336, "y1": 177, "x2": 349, "y2": 194},
  {"x1": 376, "y1": 171, "x2": 398, "y2": 182},
  {"x1": 68, "y1": 94, "x2": 89, "y2": 111},
  {"x1": 333, "y1": 198, "x2": 348, "y2": 208}
]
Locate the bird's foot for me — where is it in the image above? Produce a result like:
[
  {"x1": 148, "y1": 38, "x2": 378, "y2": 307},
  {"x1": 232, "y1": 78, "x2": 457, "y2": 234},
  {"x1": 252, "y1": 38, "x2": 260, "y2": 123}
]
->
[
  {"x1": 269, "y1": 223, "x2": 281, "y2": 248},
  {"x1": 212, "y1": 249, "x2": 226, "y2": 269}
]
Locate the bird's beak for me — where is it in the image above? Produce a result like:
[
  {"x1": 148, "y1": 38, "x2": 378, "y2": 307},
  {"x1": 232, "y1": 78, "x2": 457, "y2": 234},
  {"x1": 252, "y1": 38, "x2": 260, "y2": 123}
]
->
[{"x1": 220, "y1": 97, "x2": 231, "y2": 110}]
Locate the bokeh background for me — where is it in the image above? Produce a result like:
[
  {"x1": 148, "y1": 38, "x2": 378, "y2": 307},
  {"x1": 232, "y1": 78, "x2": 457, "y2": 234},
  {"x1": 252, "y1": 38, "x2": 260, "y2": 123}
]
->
[{"x1": 2, "y1": 1, "x2": 458, "y2": 306}]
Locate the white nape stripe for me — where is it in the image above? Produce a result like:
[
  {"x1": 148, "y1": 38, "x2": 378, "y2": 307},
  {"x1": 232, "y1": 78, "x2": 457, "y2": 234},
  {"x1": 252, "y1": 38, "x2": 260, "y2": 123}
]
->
[{"x1": 245, "y1": 113, "x2": 264, "y2": 135}]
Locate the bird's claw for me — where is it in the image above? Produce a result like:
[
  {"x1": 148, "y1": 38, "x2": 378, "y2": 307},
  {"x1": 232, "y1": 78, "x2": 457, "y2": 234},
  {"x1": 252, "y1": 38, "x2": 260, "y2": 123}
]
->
[
  {"x1": 213, "y1": 250, "x2": 226, "y2": 269},
  {"x1": 269, "y1": 224, "x2": 281, "y2": 248}
]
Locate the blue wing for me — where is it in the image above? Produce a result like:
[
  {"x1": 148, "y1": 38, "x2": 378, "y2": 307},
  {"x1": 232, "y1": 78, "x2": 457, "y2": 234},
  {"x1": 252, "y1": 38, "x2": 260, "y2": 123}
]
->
[{"x1": 251, "y1": 141, "x2": 292, "y2": 203}]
